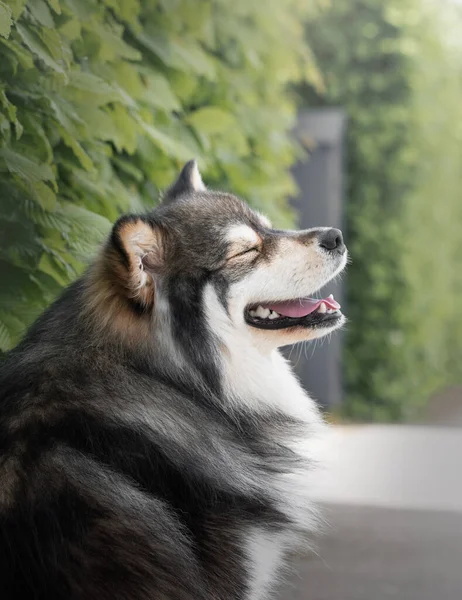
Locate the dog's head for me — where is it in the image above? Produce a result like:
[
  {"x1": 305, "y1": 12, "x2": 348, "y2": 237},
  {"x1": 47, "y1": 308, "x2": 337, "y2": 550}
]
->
[{"x1": 88, "y1": 161, "x2": 347, "y2": 357}]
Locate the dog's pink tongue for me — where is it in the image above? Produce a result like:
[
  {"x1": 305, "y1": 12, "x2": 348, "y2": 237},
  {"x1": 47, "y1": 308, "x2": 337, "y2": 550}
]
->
[{"x1": 266, "y1": 296, "x2": 340, "y2": 318}]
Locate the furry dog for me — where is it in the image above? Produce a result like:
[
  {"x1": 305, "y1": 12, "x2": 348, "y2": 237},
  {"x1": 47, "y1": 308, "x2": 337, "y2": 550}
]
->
[{"x1": 0, "y1": 161, "x2": 347, "y2": 600}]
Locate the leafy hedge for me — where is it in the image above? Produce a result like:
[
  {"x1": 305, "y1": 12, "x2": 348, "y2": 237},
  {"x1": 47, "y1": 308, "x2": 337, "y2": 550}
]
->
[
  {"x1": 400, "y1": 1, "x2": 462, "y2": 411},
  {"x1": 0, "y1": 0, "x2": 321, "y2": 352},
  {"x1": 303, "y1": 0, "x2": 462, "y2": 420}
]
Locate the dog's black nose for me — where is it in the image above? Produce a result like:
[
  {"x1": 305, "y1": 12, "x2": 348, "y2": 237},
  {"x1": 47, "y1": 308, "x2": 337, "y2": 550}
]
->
[{"x1": 318, "y1": 228, "x2": 345, "y2": 254}]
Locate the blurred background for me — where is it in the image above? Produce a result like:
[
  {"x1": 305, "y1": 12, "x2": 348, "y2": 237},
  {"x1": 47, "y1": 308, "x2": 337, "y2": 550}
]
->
[{"x1": 1, "y1": 0, "x2": 461, "y2": 598}]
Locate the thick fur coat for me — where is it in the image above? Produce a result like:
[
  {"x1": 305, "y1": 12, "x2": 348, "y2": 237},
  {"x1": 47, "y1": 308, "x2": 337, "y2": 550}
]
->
[{"x1": 0, "y1": 161, "x2": 347, "y2": 600}]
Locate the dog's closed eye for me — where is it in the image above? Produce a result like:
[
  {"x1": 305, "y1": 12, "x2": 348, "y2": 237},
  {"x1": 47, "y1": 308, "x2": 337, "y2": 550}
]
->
[{"x1": 227, "y1": 246, "x2": 260, "y2": 261}]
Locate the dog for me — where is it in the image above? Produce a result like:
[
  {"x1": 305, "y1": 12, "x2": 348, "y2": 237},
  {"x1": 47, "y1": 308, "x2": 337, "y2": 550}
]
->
[{"x1": 0, "y1": 160, "x2": 347, "y2": 600}]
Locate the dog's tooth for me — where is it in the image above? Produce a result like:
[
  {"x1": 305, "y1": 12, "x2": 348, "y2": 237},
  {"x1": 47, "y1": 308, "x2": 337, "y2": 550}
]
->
[
  {"x1": 268, "y1": 311, "x2": 279, "y2": 320},
  {"x1": 328, "y1": 294, "x2": 334, "y2": 300},
  {"x1": 327, "y1": 308, "x2": 333, "y2": 314},
  {"x1": 249, "y1": 309, "x2": 257, "y2": 317},
  {"x1": 255, "y1": 306, "x2": 270, "y2": 319},
  {"x1": 318, "y1": 302, "x2": 327, "y2": 314}
]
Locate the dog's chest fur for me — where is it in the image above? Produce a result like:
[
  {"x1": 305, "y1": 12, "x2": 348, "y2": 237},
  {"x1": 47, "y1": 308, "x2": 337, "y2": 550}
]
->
[{"x1": 220, "y1": 344, "x2": 325, "y2": 599}]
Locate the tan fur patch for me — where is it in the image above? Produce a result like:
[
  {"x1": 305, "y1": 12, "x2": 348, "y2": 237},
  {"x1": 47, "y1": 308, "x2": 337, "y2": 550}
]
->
[
  {"x1": 82, "y1": 220, "x2": 164, "y2": 346},
  {"x1": 83, "y1": 256, "x2": 152, "y2": 347},
  {"x1": 118, "y1": 221, "x2": 163, "y2": 307}
]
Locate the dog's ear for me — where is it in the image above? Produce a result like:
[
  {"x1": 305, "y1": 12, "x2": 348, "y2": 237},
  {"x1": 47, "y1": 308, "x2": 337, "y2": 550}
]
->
[
  {"x1": 110, "y1": 216, "x2": 164, "y2": 307},
  {"x1": 163, "y1": 159, "x2": 205, "y2": 203}
]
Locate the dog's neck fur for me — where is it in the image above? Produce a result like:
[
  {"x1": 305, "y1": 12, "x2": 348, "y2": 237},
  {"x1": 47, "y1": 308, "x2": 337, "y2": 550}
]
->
[{"x1": 203, "y1": 284, "x2": 323, "y2": 422}]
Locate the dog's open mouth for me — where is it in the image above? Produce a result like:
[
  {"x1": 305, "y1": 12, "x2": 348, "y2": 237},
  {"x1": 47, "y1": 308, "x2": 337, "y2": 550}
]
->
[{"x1": 245, "y1": 295, "x2": 342, "y2": 330}]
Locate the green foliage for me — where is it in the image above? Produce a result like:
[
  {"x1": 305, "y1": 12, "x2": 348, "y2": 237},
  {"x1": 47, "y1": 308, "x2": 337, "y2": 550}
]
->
[
  {"x1": 302, "y1": 0, "x2": 462, "y2": 421},
  {"x1": 400, "y1": 0, "x2": 462, "y2": 408},
  {"x1": 0, "y1": 0, "x2": 321, "y2": 351}
]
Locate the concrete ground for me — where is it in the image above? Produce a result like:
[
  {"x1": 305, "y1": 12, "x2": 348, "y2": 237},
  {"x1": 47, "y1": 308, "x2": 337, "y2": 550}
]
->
[
  {"x1": 280, "y1": 391, "x2": 462, "y2": 599},
  {"x1": 285, "y1": 504, "x2": 462, "y2": 600}
]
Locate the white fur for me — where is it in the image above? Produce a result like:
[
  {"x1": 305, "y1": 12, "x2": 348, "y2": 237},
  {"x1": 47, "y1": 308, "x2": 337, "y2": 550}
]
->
[
  {"x1": 226, "y1": 224, "x2": 260, "y2": 246},
  {"x1": 256, "y1": 212, "x2": 272, "y2": 229},
  {"x1": 244, "y1": 529, "x2": 286, "y2": 600},
  {"x1": 190, "y1": 161, "x2": 206, "y2": 191}
]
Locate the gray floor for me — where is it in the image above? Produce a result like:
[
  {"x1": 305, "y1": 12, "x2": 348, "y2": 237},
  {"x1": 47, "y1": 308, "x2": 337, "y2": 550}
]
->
[
  {"x1": 279, "y1": 396, "x2": 462, "y2": 600},
  {"x1": 282, "y1": 504, "x2": 462, "y2": 600}
]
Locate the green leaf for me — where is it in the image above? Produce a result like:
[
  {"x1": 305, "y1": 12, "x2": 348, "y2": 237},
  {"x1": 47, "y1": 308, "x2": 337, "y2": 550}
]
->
[
  {"x1": 37, "y1": 27, "x2": 67, "y2": 63},
  {"x1": 221, "y1": 128, "x2": 249, "y2": 156},
  {"x1": 38, "y1": 252, "x2": 69, "y2": 286},
  {"x1": 0, "y1": 111, "x2": 9, "y2": 133},
  {"x1": 15, "y1": 23, "x2": 66, "y2": 76},
  {"x1": 80, "y1": 107, "x2": 115, "y2": 144},
  {"x1": 0, "y1": 318, "x2": 11, "y2": 352},
  {"x1": 64, "y1": 71, "x2": 120, "y2": 107},
  {"x1": 169, "y1": 72, "x2": 197, "y2": 103},
  {"x1": 172, "y1": 38, "x2": 215, "y2": 79},
  {"x1": 60, "y1": 203, "x2": 111, "y2": 238},
  {"x1": 49, "y1": 95, "x2": 83, "y2": 134},
  {"x1": 0, "y1": 36, "x2": 34, "y2": 69},
  {"x1": 136, "y1": 29, "x2": 215, "y2": 78},
  {"x1": 28, "y1": 0, "x2": 55, "y2": 28},
  {"x1": 23, "y1": 199, "x2": 68, "y2": 230},
  {"x1": 105, "y1": 0, "x2": 140, "y2": 25},
  {"x1": 138, "y1": 120, "x2": 196, "y2": 161},
  {"x1": 107, "y1": 105, "x2": 138, "y2": 154},
  {"x1": 21, "y1": 114, "x2": 53, "y2": 162},
  {"x1": 46, "y1": 0, "x2": 61, "y2": 14},
  {"x1": 112, "y1": 156, "x2": 144, "y2": 183},
  {"x1": 59, "y1": 16, "x2": 80, "y2": 40},
  {"x1": 57, "y1": 124, "x2": 95, "y2": 172},
  {"x1": 0, "y1": 148, "x2": 55, "y2": 185},
  {"x1": 0, "y1": 312, "x2": 25, "y2": 349},
  {"x1": 29, "y1": 181, "x2": 57, "y2": 211},
  {"x1": 0, "y1": 89, "x2": 23, "y2": 138},
  {"x1": 187, "y1": 107, "x2": 236, "y2": 135},
  {"x1": 134, "y1": 29, "x2": 184, "y2": 70},
  {"x1": 140, "y1": 72, "x2": 181, "y2": 111},
  {"x1": 91, "y1": 22, "x2": 141, "y2": 62},
  {"x1": 8, "y1": 0, "x2": 27, "y2": 20},
  {"x1": 0, "y1": 2, "x2": 12, "y2": 39}
]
